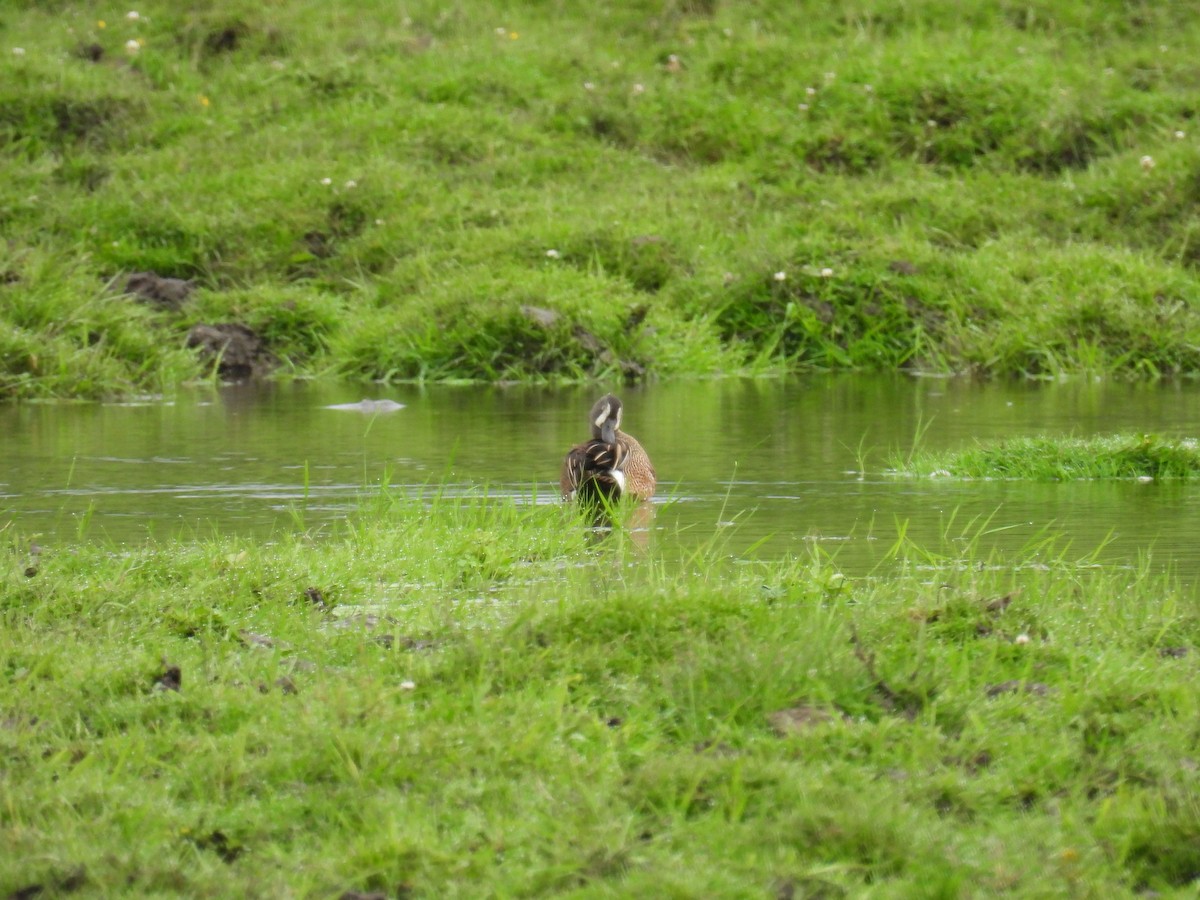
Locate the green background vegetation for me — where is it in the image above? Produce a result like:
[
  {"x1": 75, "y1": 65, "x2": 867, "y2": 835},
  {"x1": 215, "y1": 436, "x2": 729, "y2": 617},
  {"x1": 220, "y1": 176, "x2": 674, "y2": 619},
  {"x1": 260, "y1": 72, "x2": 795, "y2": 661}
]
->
[{"x1": 3, "y1": 0, "x2": 1200, "y2": 398}]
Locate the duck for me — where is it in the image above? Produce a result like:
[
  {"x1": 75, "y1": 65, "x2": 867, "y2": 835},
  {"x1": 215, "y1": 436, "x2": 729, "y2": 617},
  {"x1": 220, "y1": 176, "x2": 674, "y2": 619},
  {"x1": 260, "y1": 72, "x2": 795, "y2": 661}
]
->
[{"x1": 561, "y1": 394, "x2": 656, "y2": 503}]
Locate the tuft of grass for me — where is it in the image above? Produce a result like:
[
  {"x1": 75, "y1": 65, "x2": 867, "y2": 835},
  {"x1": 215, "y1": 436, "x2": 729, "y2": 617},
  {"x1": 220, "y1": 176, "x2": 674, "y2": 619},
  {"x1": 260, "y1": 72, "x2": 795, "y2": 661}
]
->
[
  {"x1": 892, "y1": 433, "x2": 1200, "y2": 480},
  {"x1": 2, "y1": 495, "x2": 1200, "y2": 894}
]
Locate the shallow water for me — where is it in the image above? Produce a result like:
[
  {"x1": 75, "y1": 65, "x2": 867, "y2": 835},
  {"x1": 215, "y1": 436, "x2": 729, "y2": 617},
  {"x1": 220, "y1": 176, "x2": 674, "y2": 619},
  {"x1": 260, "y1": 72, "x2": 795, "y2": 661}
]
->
[{"x1": 4, "y1": 376, "x2": 1200, "y2": 575}]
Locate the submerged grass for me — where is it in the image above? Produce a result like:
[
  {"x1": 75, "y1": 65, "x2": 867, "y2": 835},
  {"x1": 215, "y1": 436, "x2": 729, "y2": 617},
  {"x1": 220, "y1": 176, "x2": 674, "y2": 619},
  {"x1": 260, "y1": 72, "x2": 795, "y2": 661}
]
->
[
  {"x1": 895, "y1": 433, "x2": 1200, "y2": 480},
  {"x1": 3, "y1": 495, "x2": 1200, "y2": 895},
  {"x1": 3, "y1": 1, "x2": 1200, "y2": 397}
]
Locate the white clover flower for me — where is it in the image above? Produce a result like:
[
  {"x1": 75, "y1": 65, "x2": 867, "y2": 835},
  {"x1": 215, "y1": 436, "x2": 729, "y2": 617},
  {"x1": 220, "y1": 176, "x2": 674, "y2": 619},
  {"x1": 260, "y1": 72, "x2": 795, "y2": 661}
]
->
[
  {"x1": 1175, "y1": 130, "x2": 1186, "y2": 139},
  {"x1": 344, "y1": 179, "x2": 357, "y2": 188},
  {"x1": 374, "y1": 218, "x2": 384, "y2": 226},
  {"x1": 823, "y1": 71, "x2": 836, "y2": 81},
  {"x1": 805, "y1": 86, "x2": 817, "y2": 96},
  {"x1": 863, "y1": 83, "x2": 874, "y2": 93},
  {"x1": 820, "y1": 267, "x2": 834, "y2": 278},
  {"x1": 631, "y1": 82, "x2": 645, "y2": 95},
  {"x1": 399, "y1": 680, "x2": 416, "y2": 690},
  {"x1": 665, "y1": 54, "x2": 682, "y2": 72},
  {"x1": 124, "y1": 39, "x2": 140, "y2": 54},
  {"x1": 13, "y1": 47, "x2": 27, "y2": 56},
  {"x1": 798, "y1": 103, "x2": 809, "y2": 111},
  {"x1": 546, "y1": 249, "x2": 560, "y2": 259},
  {"x1": 320, "y1": 177, "x2": 332, "y2": 185},
  {"x1": 1140, "y1": 155, "x2": 1155, "y2": 171},
  {"x1": 583, "y1": 81, "x2": 595, "y2": 91},
  {"x1": 773, "y1": 271, "x2": 787, "y2": 282},
  {"x1": 495, "y1": 26, "x2": 507, "y2": 36},
  {"x1": 1014, "y1": 633, "x2": 1030, "y2": 645},
  {"x1": 126, "y1": 10, "x2": 140, "y2": 20}
]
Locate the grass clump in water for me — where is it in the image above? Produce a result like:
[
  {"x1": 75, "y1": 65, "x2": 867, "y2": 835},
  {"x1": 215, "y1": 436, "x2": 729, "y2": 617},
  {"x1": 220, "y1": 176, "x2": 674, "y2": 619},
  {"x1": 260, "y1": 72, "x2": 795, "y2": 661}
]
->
[
  {"x1": 2, "y1": 496, "x2": 1200, "y2": 895},
  {"x1": 894, "y1": 433, "x2": 1200, "y2": 480}
]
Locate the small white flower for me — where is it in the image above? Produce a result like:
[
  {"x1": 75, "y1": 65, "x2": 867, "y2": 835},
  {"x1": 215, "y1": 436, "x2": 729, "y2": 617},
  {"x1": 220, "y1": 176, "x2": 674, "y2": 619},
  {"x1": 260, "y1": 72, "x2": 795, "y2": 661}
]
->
[
  {"x1": 399, "y1": 680, "x2": 416, "y2": 690},
  {"x1": 495, "y1": 26, "x2": 507, "y2": 36},
  {"x1": 546, "y1": 249, "x2": 560, "y2": 259},
  {"x1": 927, "y1": 119, "x2": 938, "y2": 128},
  {"x1": 12, "y1": 47, "x2": 26, "y2": 56},
  {"x1": 820, "y1": 267, "x2": 834, "y2": 278},
  {"x1": 1140, "y1": 155, "x2": 1155, "y2": 171},
  {"x1": 320, "y1": 177, "x2": 332, "y2": 185},
  {"x1": 863, "y1": 84, "x2": 873, "y2": 93},
  {"x1": 126, "y1": 10, "x2": 140, "y2": 20},
  {"x1": 1175, "y1": 130, "x2": 1186, "y2": 139},
  {"x1": 1159, "y1": 44, "x2": 1168, "y2": 53},
  {"x1": 344, "y1": 179, "x2": 357, "y2": 188},
  {"x1": 270, "y1": 59, "x2": 285, "y2": 70},
  {"x1": 798, "y1": 103, "x2": 809, "y2": 111},
  {"x1": 805, "y1": 86, "x2": 817, "y2": 96},
  {"x1": 374, "y1": 218, "x2": 384, "y2": 226},
  {"x1": 773, "y1": 271, "x2": 787, "y2": 282},
  {"x1": 1014, "y1": 633, "x2": 1030, "y2": 645},
  {"x1": 631, "y1": 82, "x2": 645, "y2": 95},
  {"x1": 583, "y1": 81, "x2": 595, "y2": 91},
  {"x1": 823, "y1": 71, "x2": 836, "y2": 81},
  {"x1": 124, "y1": 39, "x2": 140, "y2": 54},
  {"x1": 665, "y1": 54, "x2": 682, "y2": 72}
]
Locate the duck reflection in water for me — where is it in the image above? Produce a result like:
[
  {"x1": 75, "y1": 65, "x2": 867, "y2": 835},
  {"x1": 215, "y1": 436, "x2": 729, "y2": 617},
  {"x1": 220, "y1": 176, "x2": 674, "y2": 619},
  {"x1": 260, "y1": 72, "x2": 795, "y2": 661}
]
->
[{"x1": 560, "y1": 394, "x2": 656, "y2": 542}]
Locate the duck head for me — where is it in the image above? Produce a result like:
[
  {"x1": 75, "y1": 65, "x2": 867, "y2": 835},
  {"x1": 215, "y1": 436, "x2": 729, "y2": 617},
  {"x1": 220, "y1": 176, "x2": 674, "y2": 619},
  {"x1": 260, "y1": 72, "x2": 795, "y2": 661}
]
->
[{"x1": 589, "y1": 394, "x2": 622, "y2": 444}]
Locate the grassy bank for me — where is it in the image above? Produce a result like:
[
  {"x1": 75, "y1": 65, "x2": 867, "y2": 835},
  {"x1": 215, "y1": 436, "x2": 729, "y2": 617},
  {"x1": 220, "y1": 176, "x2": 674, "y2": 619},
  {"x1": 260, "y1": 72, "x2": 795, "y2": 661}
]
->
[
  {"x1": 3, "y1": 1, "x2": 1200, "y2": 397},
  {"x1": 893, "y1": 433, "x2": 1200, "y2": 480},
  {"x1": 3, "y1": 497, "x2": 1199, "y2": 896}
]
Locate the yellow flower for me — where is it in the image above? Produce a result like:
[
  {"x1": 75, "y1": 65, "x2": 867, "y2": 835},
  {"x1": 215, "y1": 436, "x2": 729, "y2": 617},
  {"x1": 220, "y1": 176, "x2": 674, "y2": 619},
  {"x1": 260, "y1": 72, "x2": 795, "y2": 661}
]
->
[
  {"x1": 508, "y1": 31, "x2": 519, "y2": 40},
  {"x1": 97, "y1": 19, "x2": 106, "y2": 28},
  {"x1": 199, "y1": 95, "x2": 211, "y2": 108}
]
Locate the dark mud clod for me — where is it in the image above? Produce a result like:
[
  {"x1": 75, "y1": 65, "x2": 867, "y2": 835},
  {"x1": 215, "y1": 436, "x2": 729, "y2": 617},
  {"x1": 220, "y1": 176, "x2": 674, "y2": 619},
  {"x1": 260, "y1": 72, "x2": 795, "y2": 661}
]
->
[
  {"x1": 155, "y1": 660, "x2": 182, "y2": 692},
  {"x1": 74, "y1": 42, "x2": 104, "y2": 62},
  {"x1": 1159, "y1": 646, "x2": 1188, "y2": 659},
  {"x1": 985, "y1": 680, "x2": 1050, "y2": 698},
  {"x1": 186, "y1": 323, "x2": 277, "y2": 380},
  {"x1": 304, "y1": 586, "x2": 328, "y2": 610},
  {"x1": 7, "y1": 867, "x2": 86, "y2": 899},
  {"x1": 192, "y1": 829, "x2": 243, "y2": 863},
  {"x1": 124, "y1": 272, "x2": 195, "y2": 310}
]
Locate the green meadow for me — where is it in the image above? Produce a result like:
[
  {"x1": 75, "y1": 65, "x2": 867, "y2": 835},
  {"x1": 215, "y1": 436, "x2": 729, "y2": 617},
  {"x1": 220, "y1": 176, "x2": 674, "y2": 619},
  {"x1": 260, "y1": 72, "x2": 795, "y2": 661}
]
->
[
  {"x1": 3, "y1": 0, "x2": 1200, "y2": 398},
  {"x1": 6, "y1": 2, "x2": 1200, "y2": 896},
  {"x1": 4, "y1": 498, "x2": 1200, "y2": 897}
]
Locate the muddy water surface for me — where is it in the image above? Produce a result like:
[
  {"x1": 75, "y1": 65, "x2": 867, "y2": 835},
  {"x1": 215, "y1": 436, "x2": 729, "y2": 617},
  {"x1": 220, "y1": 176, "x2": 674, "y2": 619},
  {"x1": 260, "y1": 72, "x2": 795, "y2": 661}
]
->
[{"x1": 4, "y1": 376, "x2": 1200, "y2": 575}]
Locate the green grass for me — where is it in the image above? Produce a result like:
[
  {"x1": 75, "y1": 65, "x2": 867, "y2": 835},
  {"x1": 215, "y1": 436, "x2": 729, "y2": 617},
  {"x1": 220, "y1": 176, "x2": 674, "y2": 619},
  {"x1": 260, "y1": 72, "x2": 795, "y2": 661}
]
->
[
  {"x1": 3, "y1": 495, "x2": 1200, "y2": 896},
  {"x1": 3, "y1": 0, "x2": 1200, "y2": 397},
  {"x1": 894, "y1": 433, "x2": 1200, "y2": 480}
]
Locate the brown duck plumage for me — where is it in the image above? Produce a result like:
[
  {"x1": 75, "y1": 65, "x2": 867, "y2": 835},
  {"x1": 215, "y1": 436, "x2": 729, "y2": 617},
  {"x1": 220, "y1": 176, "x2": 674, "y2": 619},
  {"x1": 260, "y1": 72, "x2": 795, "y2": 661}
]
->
[{"x1": 561, "y1": 394, "x2": 656, "y2": 503}]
